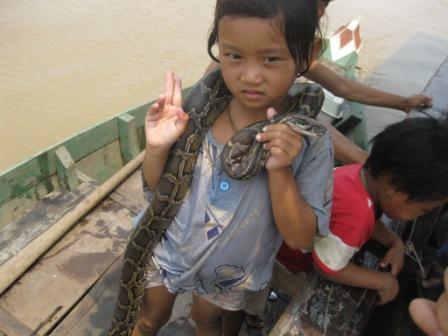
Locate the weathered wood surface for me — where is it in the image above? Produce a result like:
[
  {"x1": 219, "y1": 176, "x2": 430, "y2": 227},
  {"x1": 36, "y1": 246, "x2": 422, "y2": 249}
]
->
[
  {"x1": 50, "y1": 256, "x2": 124, "y2": 336},
  {"x1": 0, "y1": 182, "x2": 95, "y2": 267},
  {"x1": 0, "y1": 306, "x2": 32, "y2": 336},
  {"x1": 118, "y1": 114, "x2": 140, "y2": 165},
  {"x1": 112, "y1": 169, "x2": 148, "y2": 211},
  {"x1": 0, "y1": 119, "x2": 118, "y2": 207},
  {"x1": 51, "y1": 254, "x2": 196, "y2": 336},
  {"x1": 0, "y1": 175, "x2": 61, "y2": 231},
  {"x1": 55, "y1": 146, "x2": 80, "y2": 191},
  {"x1": 0, "y1": 197, "x2": 133, "y2": 334}
]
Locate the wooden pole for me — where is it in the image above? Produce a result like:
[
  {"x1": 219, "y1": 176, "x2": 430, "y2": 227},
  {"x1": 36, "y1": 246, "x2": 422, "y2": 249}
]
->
[{"x1": 0, "y1": 151, "x2": 145, "y2": 296}]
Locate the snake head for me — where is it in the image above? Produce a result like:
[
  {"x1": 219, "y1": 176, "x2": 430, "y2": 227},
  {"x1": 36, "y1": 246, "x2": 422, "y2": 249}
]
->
[{"x1": 277, "y1": 114, "x2": 326, "y2": 137}]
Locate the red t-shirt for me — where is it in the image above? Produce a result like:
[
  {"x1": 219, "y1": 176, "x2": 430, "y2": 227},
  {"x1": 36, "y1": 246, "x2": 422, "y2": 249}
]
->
[{"x1": 277, "y1": 164, "x2": 377, "y2": 274}]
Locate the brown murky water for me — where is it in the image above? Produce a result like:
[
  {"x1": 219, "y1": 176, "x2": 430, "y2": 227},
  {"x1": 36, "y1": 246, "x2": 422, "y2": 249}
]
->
[{"x1": 1, "y1": 0, "x2": 448, "y2": 172}]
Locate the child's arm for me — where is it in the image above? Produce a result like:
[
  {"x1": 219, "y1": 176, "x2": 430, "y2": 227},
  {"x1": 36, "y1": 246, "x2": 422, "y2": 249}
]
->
[
  {"x1": 322, "y1": 121, "x2": 368, "y2": 164},
  {"x1": 257, "y1": 108, "x2": 333, "y2": 249},
  {"x1": 306, "y1": 62, "x2": 432, "y2": 112},
  {"x1": 142, "y1": 70, "x2": 189, "y2": 191},
  {"x1": 370, "y1": 220, "x2": 405, "y2": 277},
  {"x1": 314, "y1": 261, "x2": 399, "y2": 305},
  {"x1": 268, "y1": 167, "x2": 317, "y2": 249}
]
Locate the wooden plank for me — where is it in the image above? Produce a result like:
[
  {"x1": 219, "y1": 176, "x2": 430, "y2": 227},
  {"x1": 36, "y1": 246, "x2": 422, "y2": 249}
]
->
[
  {"x1": 52, "y1": 257, "x2": 196, "y2": 336},
  {"x1": 119, "y1": 102, "x2": 150, "y2": 130},
  {"x1": 76, "y1": 169, "x2": 142, "y2": 216},
  {"x1": 0, "y1": 119, "x2": 117, "y2": 206},
  {"x1": 55, "y1": 146, "x2": 79, "y2": 191},
  {"x1": 50, "y1": 257, "x2": 123, "y2": 335},
  {"x1": 76, "y1": 141, "x2": 123, "y2": 184},
  {"x1": 113, "y1": 169, "x2": 147, "y2": 210},
  {"x1": 0, "y1": 175, "x2": 60, "y2": 230},
  {"x1": 0, "y1": 307, "x2": 32, "y2": 336},
  {"x1": 0, "y1": 198, "x2": 134, "y2": 334},
  {"x1": 0, "y1": 182, "x2": 95, "y2": 267},
  {"x1": 118, "y1": 114, "x2": 140, "y2": 164}
]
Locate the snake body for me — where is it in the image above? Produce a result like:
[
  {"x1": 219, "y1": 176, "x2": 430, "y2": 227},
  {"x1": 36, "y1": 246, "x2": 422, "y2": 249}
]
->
[
  {"x1": 221, "y1": 110, "x2": 326, "y2": 180},
  {"x1": 108, "y1": 69, "x2": 325, "y2": 335}
]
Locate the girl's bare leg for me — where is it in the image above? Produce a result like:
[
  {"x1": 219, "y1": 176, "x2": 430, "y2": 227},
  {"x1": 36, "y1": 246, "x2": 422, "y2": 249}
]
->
[
  {"x1": 222, "y1": 310, "x2": 245, "y2": 336},
  {"x1": 132, "y1": 286, "x2": 177, "y2": 336},
  {"x1": 190, "y1": 294, "x2": 226, "y2": 336}
]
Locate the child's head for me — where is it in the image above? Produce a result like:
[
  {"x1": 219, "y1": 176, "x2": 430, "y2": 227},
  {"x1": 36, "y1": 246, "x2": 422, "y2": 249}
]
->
[
  {"x1": 207, "y1": 0, "x2": 320, "y2": 112},
  {"x1": 318, "y1": 0, "x2": 332, "y2": 17},
  {"x1": 365, "y1": 117, "x2": 448, "y2": 221},
  {"x1": 208, "y1": 0, "x2": 319, "y2": 74}
]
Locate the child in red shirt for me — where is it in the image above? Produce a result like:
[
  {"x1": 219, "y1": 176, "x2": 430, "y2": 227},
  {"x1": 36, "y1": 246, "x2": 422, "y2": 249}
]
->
[{"x1": 280, "y1": 117, "x2": 448, "y2": 305}]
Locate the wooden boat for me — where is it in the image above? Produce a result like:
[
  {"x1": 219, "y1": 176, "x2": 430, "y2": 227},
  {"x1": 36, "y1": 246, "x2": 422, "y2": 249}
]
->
[{"x1": 1, "y1": 32, "x2": 447, "y2": 336}]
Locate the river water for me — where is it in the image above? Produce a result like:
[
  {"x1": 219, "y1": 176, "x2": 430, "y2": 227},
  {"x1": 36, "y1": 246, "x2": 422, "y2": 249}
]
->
[{"x1": 1, "y1": 0, "x2": 448, "y2": 172}]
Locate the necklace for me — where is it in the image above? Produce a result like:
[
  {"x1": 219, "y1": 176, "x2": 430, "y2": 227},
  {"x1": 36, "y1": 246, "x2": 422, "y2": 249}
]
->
[
  {"x1": 360, "y1": 167, "x2": 372, "y2": 197},
  {"x1": 360, "y1": 166, "x2": 383, "y2": 219},
  {"x1": 226, "y1": 103, "x2": 237, "y2": 131},
  {"x1": 360, "y1": 167, "x2": 368, "y2": 189}
]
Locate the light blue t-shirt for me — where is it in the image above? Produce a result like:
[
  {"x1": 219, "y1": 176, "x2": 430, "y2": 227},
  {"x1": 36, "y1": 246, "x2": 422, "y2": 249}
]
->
[{"x1": 143, "y1": 128, "x2": 333, "y2": 295}]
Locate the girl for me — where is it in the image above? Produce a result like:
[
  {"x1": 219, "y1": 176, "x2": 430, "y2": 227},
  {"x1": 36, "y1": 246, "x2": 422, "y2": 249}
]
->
[{"x1": 135, "y1": 1, "x2": 333, "y2": 335}]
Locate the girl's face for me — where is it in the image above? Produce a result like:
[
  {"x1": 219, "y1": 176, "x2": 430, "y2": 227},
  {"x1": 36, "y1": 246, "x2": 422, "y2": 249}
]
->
[{"x1": 217, "y1": 15, "x2": 298, "y2": 113}]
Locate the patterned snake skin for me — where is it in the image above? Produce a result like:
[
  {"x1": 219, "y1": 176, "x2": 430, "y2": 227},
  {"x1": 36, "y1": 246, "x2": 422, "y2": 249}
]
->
[{"x1": 108, "y1": 69, "x2": 325, "y2": 335}]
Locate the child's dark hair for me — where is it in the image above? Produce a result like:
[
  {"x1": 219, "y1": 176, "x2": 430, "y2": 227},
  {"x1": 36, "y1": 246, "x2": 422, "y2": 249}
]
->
[
  {"x1": 365, "y1": 117, "x2": 448, "y2": 202},
  {"x1": 207, "y1": 0, "x2": 321, "y2": 74}
]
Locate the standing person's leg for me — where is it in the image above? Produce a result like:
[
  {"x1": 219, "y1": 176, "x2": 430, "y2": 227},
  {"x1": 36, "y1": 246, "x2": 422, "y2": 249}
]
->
[
  {"x1": 191, "y1": 290, "x2": 247, "y2": 336},
  {"x1": 132, "y1": 286, "x2": 177, "y2": 336},
  {"x1": 190, "y1": 295, "x2": 227, "y2": 336},
  {"x1": 222, "y1": 309, "x2": 245, "y2": 336},
  {"x1": 244, "y1": 287, "x2": 271, "y2": 329}
]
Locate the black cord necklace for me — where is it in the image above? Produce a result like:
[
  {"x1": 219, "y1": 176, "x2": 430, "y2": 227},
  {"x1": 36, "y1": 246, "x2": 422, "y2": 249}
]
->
[
  {"x1": 360, "y1": 167, "x2": 383, "y2": 219},
  {"x1": 226, "y1": 103, "x2": 237, "y2": 132}
]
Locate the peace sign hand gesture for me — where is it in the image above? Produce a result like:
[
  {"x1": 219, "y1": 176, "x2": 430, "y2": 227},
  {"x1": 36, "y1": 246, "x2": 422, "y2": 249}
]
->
[{"x1": 145, "y1": 70, "x2": 189, "y2": 151}]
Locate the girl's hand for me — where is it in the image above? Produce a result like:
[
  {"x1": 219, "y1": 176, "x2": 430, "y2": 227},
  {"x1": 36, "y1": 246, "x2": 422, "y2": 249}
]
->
[
  {"x1": 145, "y1": 70, "x2": 189, "y2": 151},
  {"x1": 401, "y1": 94, "x2": 433, "y2": 112},
  {"x1": 409, "y1": 269, "x2": 448, "y2": 336},
  {"x1": 380, "y1": 238, "x2": 405, "y2": 277},
  {"x1": 256, "y1": 107, "x2": 303, "y2": 171},
  {"x1": 376, "y1": 273, "x2": 399, "y2": 305}
]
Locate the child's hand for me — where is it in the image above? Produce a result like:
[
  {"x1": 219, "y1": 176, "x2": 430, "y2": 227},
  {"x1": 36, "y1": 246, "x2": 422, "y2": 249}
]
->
[
  {"x1": 145, "y1": 70, "x2": 189, "y2": 151},
  {"x1": 401, "y1": 94, "x2": 433, "y2": 112},
  {"x1": 409, "y1": 269, "x2": 448, "y2": 335},
  {"x1": 257, "y1": 107, "x2": 303, "y2": 171},
  {"x1": 380, "y1": 238, "x2": 405, "y2": 277},
  {"x1": 377, "y1": 272, "x2": 399, "y2": 305}
]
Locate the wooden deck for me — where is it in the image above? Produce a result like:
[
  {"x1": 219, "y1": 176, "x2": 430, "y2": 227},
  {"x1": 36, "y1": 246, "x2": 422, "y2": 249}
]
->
[{"x1": 0, "y1": 170, "x2": 145, "y2": 335}]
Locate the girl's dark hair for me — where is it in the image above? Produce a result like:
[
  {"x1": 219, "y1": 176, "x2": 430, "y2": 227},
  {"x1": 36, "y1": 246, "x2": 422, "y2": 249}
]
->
[
  {"x1": 365, "y1": 117, "x2": 448, "y2": 202},
  {"x1": 207, "y1": 0, "x2": 321, "y2": 74}
]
